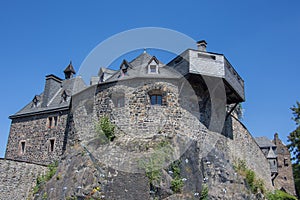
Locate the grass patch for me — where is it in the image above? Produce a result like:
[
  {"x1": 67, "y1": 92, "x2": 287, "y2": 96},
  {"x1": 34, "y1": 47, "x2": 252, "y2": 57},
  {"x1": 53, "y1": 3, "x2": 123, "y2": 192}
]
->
[{"x1": 266, "y1": 190, "x2": 297, "y2": 200}]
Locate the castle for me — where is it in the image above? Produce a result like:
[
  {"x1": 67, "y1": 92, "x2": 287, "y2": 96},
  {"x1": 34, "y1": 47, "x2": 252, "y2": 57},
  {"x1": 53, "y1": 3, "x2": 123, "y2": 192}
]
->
[{"x1": 0, "y1": 41, "x2": 296, "y2": 199}]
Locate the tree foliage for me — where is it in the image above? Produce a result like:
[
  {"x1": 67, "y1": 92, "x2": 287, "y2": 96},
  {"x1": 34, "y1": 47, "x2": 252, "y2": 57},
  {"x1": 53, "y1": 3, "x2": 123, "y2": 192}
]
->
[
  {"x1": 288, "y1": 101, "x2": 300, "y2": 163},
  {"x1": 288, "y1": 101, "x2": 300, "y2": 198}
]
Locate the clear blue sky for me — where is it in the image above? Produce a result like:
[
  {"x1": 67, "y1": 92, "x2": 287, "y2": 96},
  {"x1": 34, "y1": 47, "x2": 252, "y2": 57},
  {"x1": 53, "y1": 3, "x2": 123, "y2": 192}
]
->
[{"x1": 0, "y1": 1, "x2": 300, "y2": 158}]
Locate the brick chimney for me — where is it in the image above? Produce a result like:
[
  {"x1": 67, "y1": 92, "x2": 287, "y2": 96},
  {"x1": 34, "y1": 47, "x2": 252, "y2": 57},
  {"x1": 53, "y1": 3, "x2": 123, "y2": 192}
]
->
[
  {"x1": 197, "y1": 40, "x2": 207, "y2": 52},
  {"x1": 41, "y1": 74, "x2": 62, "y2": 107}
]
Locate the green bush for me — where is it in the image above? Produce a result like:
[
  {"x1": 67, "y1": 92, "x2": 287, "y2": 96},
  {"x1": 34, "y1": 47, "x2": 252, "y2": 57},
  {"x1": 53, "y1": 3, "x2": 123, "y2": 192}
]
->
[
  {"x1": 171, "y1": 177, "x2": 184, "y2": 193},
  {"x1": 95, "y1": 116, "x2": 115, "y2": 142},
  {"x1": 266, "y1": 190, "x2": 297, "y2": 200},
  {"x1": 138, "y1": 140, "x2": 173, "y2": 185},
  {"x1": 33, "y1": 161, "x2": 58, "y2": 194},
  {"x1": 169, "y1": 160, "x2": 184, "y2": 193},
  {"x1": 200, "y1": 184, "x2": 209, "y2": 200},
  {"x1": 234, "y1": 159, "x2": 266, "y2": 194}
]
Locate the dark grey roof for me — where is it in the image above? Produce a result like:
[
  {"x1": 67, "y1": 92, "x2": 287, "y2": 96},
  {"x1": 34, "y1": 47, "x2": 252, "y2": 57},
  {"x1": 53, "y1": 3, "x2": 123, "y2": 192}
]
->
[
  {"x1": 98, "y1": 67, "x2": 117, "y2": 76},
  {"x1": 104, "y1": 52, "x2": 181, "y2": 83},
  {"x1": 10, "y1": 77, "x2": 86, "y2": 118},
  {"x1": 255, "y1": 137, "x2": 276, "y2": 148},
  {"x1": 64, "y1": 62, "x2": 76, "y2": 74},
  {"x1": 130, "y1": 52, "x2": 154, "y2": 68}
]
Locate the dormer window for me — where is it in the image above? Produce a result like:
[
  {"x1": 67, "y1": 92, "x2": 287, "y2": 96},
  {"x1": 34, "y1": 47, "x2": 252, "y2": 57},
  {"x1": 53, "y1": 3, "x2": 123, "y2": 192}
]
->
[
  {"x1": 61, "y1": 90, "x2": 70, "y2": 102},
  {"x1": 150, "y1": 65, "x2": 157, "y2": 73},
  {"x1": 119, "y1": 60, "x2": 131, "y2": 78},
  {"x1": 32, "y1": 95, "x2": 41, "y2": 108},
  {"x1": 147, "y1": 56, "x2": 159, "y2": 74}
]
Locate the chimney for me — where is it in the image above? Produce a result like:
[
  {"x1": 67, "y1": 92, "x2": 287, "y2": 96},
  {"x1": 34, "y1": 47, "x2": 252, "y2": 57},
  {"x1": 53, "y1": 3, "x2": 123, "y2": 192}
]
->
[
  {"x1": 197, "y1": 40, "x2": 207, "y2": 52},
  {"x1": 273, "y1": 133, "x2": 279, "y2": 145},
  {"x1": 41, "y1": 74, "x2": 63, "y2": 107}
]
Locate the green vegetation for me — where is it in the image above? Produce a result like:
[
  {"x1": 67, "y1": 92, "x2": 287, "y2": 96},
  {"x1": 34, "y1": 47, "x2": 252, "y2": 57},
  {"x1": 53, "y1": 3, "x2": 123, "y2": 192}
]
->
[
  {"x1": 171, "y1": 177, "x2": 184, "y2": 193},
  {"x1": 33, "y1": 161, "x2": 58, "y2": 194},
  {"x1": 42, "y1": 192, "x2": 48, "y2": 200},
  {"x1": 170, "y1": 160, "x2": 184, "y2": 193},
  {"x1": 288, "y1": 102, "x2": 300, "y2": 198},
  {"x1": 200, "y1": 184, "x2": 209, "y2": 200},
  {"x1": 66, "y1": 196, "x2": 78, "y2": 200},
  {"x1": 233, "y1": 159, "x2": 265, "y2": 194},
  {"x1": 95, "y1": 116, "x2": 115, "y2": 142},
  {"x1": 266, "y1": 190, "x2": 297, "y2": 200},
  {"x1": 139, "y1": 140, "x2": 173, "y2": 185}
]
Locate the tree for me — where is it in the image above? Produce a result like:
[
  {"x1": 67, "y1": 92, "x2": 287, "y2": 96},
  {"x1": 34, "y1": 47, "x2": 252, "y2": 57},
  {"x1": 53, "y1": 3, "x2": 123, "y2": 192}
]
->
[
  {"x1": 288, "y1": 101, "x2": 300, "y2": 198},
  {"x1": 288, "y1": 101, "x2": 300, "y2": 163}
]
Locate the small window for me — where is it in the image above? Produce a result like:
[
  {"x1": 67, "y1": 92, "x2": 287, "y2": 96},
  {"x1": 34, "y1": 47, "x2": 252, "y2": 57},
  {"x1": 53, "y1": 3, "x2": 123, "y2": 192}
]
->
[
  {"x1": 54, "y1": 116, "x2": 58, "y2": 126},
  {"x1": 284, "y1": 176, "x2": 287, "y2": 181},
  {"x1": 150, "y1": 65, "x2": 157, "y2": 73},
  {"x1": 48, "y1": 117, "x2": 53, "y2": 128},
  {"x1": 48, "y1": 116, "x2": 58, "y2": 128},
  {"x1": 284, "y1": 158, "x2": 289, "y2": 166},
  {"x1": 50, "y1": 139, "x2": 55, "y2": 152},
  {"x1": 19, "y1": 140, "x2": 26, "y2": 155},
  {"x1": 112, "y1": 93, "x2": 125, "y2": 108},
  {"x1": 150, "y1": 95, "x2": 162, "y2": 105},
  {"x1": 21, "y1": 141, "x2": 25, "y2": 153},
  {"x1": 116, "y1": 96, "x2": 125, "y2": 107}
]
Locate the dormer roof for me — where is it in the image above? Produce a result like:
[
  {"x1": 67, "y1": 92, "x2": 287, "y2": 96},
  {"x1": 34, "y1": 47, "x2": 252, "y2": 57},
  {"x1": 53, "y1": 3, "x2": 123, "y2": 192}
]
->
[{"x1": 267, "y1": 147, "x2": 277, "y2": 159}]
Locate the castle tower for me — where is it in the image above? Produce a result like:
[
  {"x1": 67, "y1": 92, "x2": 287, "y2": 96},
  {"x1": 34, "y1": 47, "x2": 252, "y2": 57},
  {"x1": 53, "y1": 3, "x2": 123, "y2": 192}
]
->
[{"x1": 273, "y1": 133, "x2": 296, "y2": 195}]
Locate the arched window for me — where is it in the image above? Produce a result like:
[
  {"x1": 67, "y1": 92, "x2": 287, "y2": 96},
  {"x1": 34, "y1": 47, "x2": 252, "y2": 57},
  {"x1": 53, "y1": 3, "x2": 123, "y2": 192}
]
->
[
  {"x1": 148, "y1": 90, "x2": 163, "y2": 106},
  {"x1": 112, "y1": 92, "x2": 125, "y2": 107}
]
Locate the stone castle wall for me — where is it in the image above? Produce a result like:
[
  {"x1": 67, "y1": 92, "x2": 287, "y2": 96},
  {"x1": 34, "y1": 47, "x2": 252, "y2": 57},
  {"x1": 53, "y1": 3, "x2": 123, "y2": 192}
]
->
[
  {"x1": 5, "y1": 110, "x2": 69, "y2": 165},
  {"x1": 227, "y1": 116, "x2": 274, "y2": 191},
  {"x1": 0, "y1": 159, "x2": 47, "y2": 200}
]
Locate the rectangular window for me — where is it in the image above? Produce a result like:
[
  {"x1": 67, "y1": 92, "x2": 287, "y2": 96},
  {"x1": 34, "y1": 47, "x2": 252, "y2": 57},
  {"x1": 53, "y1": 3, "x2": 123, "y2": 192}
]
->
[
  {"x1": 21, "y1": 141, "x2": 25, "y2": 153},
  {"x1": 150, "y1": 65, "x2": 157, "y2": 73},
  {"x1": 54, "y1": 116, "x2": 58, "y2": 126},
  {"x1": 50, "y1": 139, "x2": 55, "y2": 152},
  {"x1": 48, "y1": 117, "x2": 53, "y2": 128},
  {"x1": 48, "y1": 116, "x2": 58, "y2": 128},
  {"x1": 284, "y1": 158, "x2": 289, "y2": 166},
  {"x1": 19, "y1": 140, "x2": 26, "y2": 155},
  {"x1": 150, "y1": 95, "x2": 162, "y2": 105},
  {"x1": 116, "y1": 97, "x2": 125, "y2": 107}
]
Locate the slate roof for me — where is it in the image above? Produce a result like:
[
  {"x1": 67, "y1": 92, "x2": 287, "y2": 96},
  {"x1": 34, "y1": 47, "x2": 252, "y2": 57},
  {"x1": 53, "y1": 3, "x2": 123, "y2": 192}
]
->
[
  {"x1": 255, "y1": 137, "x2": 276, "y2": 148},
  {"x1": 104, "y1": 52, "x2": 181, "y2": 83},
  {"x1": 10, "y1": 77, "x2": 86, "y2": 118}
]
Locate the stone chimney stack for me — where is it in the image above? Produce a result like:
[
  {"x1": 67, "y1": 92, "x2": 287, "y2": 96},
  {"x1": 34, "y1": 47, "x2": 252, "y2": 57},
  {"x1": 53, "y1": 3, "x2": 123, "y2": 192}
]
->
[
  {"x1": 273, "y1": 133, "x2": 279, "y2": 145},
  {"x1": 41, "y1": 74, "x2": 62, "y2": 108},
  {"x1": 197, "y1": 40, "x2": 207, "y2": 52}
]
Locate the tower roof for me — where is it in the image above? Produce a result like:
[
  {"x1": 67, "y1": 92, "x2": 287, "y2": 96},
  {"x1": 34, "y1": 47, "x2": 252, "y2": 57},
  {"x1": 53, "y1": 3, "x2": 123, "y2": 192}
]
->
[{"x1": 64, "y1": 61, "x2": 76, "y2": 74}]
